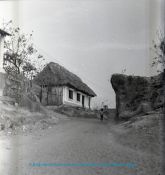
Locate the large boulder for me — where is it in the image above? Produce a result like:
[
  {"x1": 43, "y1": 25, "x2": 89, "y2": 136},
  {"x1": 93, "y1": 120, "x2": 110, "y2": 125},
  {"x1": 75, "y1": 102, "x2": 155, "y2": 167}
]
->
[{"x1": 111, "y1": 72, "x2": 164, "y2": 119}]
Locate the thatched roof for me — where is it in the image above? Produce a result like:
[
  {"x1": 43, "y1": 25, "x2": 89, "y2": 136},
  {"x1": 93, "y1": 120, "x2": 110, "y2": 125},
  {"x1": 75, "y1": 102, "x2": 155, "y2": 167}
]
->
[
  {"x1": 34, "y1": 62, "x2": 96, "y2": 97},
  {"x1": 0, "y1": 29, "x2": 10, "y2": 36}
]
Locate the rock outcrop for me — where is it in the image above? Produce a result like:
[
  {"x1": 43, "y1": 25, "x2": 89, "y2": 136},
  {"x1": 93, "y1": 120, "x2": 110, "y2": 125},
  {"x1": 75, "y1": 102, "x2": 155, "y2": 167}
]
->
[{"x1": 111, "y1": 72, "x2": 164, "y2": 119}]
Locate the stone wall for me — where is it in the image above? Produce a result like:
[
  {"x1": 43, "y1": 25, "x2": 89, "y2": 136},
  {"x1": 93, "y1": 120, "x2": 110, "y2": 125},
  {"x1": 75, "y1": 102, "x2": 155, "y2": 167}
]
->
[
  {"x1": 0, "y1": 71, "x2": 31, "y2": 104},
  {"x1": 111, "y1": 72, "x2": 164, "y2": 119}
]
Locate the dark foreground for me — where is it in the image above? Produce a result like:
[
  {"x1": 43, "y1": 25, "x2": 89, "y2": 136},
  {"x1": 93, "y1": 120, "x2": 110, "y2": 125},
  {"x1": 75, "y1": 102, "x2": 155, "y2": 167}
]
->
[{"x1": 0, "y1": 117, "x2": 160, "y2": 175}]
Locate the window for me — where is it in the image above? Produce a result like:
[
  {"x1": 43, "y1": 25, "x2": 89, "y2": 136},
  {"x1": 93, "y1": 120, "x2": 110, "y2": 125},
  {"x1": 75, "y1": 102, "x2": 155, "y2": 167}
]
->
[
  {"x1": 69, "y1": 89, "x2": 73, "y2": 99},
  {"x1": 77, "y1": 93, "x2": 81, "y2": 102}
]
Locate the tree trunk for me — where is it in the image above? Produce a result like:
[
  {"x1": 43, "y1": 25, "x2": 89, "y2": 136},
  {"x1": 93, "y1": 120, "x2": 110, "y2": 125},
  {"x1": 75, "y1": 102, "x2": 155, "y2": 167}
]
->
[
  {"x1": 47, "y1": 86, "x2": 49, "y2": 105},
  {"x1": 39, "y1": 86, "x2": 43, "y2": 103}
]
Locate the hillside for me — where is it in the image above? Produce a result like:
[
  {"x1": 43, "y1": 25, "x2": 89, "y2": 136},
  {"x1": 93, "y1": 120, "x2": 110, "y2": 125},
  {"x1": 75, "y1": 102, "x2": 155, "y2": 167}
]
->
[{"x1": 0, "y1": 99, "x2": 68, "y2": 135}]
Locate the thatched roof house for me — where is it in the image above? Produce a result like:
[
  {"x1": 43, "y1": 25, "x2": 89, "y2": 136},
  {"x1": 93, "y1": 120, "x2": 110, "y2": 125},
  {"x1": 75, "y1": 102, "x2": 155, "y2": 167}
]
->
[{"x1": 34, "y1": 62, "x2": 96, "y2": 108}]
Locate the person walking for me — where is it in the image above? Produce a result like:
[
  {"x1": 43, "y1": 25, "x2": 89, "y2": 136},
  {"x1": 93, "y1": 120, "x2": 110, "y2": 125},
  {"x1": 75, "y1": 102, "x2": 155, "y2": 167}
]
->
[{"x1": 100, "y1": 108, "x2": 104, "y2": 121}]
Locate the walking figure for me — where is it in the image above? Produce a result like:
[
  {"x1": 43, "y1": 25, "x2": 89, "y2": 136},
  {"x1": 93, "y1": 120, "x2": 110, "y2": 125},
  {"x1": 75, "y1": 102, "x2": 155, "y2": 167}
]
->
[{"x1": 100, "y1": 108, "x2": 104, "y2": 121}]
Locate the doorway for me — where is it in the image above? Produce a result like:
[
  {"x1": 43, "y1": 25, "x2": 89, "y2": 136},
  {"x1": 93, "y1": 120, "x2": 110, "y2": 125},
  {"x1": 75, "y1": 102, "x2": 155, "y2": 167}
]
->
[{"x1": 82, "y1": 95, "x2": 85, "y2": 107}]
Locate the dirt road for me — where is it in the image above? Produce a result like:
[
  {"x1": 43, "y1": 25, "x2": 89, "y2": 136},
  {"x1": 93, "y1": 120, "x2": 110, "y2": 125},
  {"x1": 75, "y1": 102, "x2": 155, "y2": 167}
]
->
[{"x1": 0, "y1": 118, "x2": 160, "y2": 175}]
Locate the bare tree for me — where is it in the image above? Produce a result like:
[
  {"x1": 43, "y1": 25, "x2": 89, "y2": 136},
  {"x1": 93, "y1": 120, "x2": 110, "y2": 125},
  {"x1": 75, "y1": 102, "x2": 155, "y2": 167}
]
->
[
  {"x1": 2, "y1": 21, "x2": 45, "y2": 102},
  {"x1": 3, "y1": 21, "x2": 45, "y2": 76}
]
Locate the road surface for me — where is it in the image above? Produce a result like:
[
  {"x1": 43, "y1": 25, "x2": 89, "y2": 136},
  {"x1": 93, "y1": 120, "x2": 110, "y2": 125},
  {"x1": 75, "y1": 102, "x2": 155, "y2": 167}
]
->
[{"x1": 0, "y1": 118, "x2": 160, "y2": 175}]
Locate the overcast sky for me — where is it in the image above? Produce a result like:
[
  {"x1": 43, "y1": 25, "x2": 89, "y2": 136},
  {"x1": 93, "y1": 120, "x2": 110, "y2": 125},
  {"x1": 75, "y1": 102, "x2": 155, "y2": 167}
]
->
[{"x1": 0, "y1": 0, "x2": 164, "y2": 108}]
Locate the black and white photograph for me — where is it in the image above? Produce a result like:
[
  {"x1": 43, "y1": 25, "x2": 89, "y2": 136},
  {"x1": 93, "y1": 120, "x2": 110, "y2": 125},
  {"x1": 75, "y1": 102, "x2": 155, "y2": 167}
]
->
[{"x1": 0, "y1": 0, "x2": 164, "y2": 175}]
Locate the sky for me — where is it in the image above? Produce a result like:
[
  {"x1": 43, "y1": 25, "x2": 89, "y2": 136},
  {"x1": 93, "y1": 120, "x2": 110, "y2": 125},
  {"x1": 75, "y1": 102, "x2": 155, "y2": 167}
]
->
[{"x1": 0, "y1": 0, "x2": 164, "y2": 108}]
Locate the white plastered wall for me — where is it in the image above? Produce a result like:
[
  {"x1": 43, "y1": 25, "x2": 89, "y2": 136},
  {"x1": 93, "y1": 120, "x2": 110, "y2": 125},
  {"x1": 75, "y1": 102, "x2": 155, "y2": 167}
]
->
[{"x1": 62, "y1": 86, "x2": 91, "y2": 108}]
